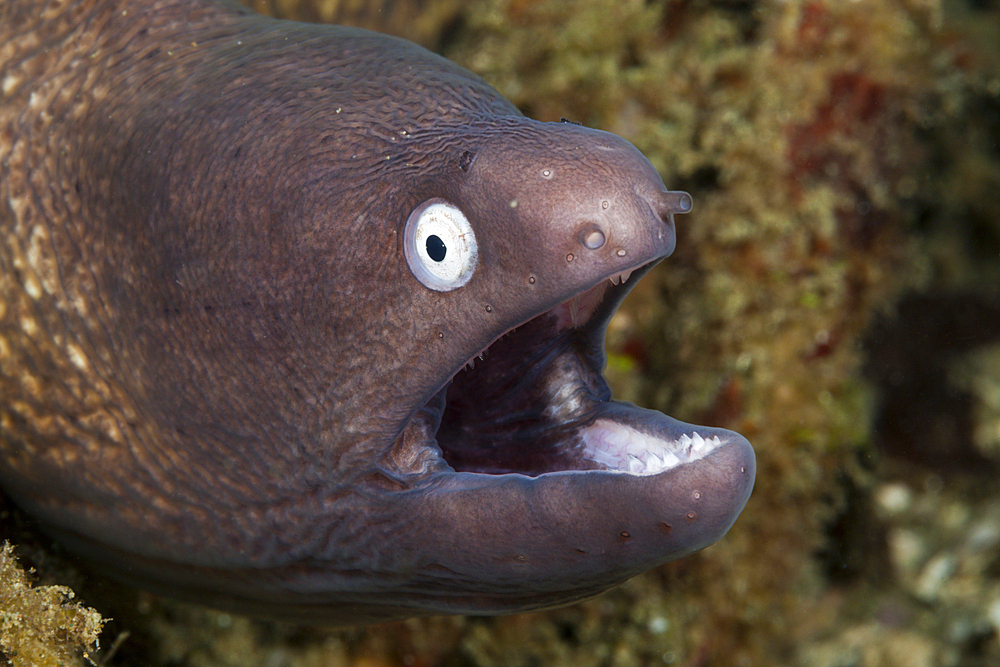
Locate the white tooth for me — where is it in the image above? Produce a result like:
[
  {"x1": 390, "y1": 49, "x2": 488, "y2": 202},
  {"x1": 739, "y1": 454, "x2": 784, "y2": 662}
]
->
[
  {"x1": 620, "y1": 269, "x2": 633, "y2": 284},
  {"x1": 627, "y1": 454, "x2": 645, "y2": 474},
  {"x1": 692, "y1": 432, "x2": 705, "y2": 451},
  {"x1": 661, "y1": 450, "x2": 681, "y2": 467},
  {"x1": 646, "y1": 452, "x2": 664, "y2": 472},
  {"x1": 610, "y1": 274, "x2": 621, "y2": 285}
]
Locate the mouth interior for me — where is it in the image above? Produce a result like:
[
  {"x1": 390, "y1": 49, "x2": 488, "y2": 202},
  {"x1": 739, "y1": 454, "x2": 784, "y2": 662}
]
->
[{"x1": 405, "y1": 264, "x2": 727, "y2": 479}]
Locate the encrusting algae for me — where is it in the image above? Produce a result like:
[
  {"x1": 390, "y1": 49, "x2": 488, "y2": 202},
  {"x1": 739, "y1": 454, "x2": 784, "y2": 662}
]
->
[{"x1": 0, "y1": 543, "x2": 105, "y2": 667}]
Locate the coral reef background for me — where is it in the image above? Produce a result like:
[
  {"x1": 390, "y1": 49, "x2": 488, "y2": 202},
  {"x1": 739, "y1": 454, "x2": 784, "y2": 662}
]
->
[{"x1": 2, "y1": 0, "x2": 998, "y2": 665}]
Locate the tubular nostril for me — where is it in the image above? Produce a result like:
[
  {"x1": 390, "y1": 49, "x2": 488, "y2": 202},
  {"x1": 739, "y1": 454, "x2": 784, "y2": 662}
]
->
[{"x1": 656, "y1": 190, "x2": 693, "y2": 218}]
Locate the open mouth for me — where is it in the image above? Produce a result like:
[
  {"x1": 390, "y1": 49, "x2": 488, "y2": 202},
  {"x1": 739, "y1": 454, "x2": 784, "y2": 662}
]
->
[{"x1": 402, "y1": 261, "x2": 730, "y2": 481}]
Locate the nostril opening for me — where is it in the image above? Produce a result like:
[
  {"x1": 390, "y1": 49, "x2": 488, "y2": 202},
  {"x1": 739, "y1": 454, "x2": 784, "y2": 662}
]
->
[{"x1": 578, "y1": 223, "x2": 606, "y2": 250}]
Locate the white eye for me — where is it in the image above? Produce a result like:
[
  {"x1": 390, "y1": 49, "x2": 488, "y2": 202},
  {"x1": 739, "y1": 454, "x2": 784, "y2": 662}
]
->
[{"x1": 403, "y1": 198, "x2": 478, "y2": 291}]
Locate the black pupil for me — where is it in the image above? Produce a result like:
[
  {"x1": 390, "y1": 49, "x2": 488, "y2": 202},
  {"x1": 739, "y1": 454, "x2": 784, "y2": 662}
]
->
[{"x1": 426, "y1": 235, "x2": 447, "y2": 262}]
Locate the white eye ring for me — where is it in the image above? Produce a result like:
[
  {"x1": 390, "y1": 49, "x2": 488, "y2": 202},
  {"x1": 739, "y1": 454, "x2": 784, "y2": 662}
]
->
[{"x1": 403, "y1": 198, "x2": 478, "y2": 292}]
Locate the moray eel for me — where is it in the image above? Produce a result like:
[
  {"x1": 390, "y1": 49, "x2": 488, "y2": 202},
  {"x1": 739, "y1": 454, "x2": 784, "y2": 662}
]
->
[{"x1": 0, "y1": 0, "x2": 755, "y2": 623}]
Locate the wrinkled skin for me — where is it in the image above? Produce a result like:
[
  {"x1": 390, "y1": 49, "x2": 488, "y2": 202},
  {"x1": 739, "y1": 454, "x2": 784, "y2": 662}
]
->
[{"x1": 0, "y1": 0, "x2": 755, "y2": 623}]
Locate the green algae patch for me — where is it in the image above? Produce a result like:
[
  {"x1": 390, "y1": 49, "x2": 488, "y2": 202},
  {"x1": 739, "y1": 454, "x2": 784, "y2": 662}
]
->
[{"x1": 0, "y1": 543, "x2": 105, "y2": 667}]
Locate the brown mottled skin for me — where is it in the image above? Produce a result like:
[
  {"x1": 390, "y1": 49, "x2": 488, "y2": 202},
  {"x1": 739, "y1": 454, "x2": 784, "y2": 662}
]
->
[{"x1": 0, "y1": 0, "x2": 754, "y2": 623}]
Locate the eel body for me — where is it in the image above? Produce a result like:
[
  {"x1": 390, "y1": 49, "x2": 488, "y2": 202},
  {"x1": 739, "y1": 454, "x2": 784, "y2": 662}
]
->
[{"x1": 0, "y1": 0, "x2": 755, "y2": 623}]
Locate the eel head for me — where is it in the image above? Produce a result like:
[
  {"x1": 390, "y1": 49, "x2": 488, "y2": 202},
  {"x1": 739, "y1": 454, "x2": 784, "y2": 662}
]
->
[{"x1": 260, "y1": 118, "x2": 757, "y2": 622}]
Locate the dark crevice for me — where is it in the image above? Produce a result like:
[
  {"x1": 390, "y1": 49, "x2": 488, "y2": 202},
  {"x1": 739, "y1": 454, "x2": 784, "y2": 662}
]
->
[
  {"x1": 863, "y1": 291, "x2": 1000, "y2": 472},
  {"x1": 817, "y1": 469, "x2": 891, "y2": 585}
]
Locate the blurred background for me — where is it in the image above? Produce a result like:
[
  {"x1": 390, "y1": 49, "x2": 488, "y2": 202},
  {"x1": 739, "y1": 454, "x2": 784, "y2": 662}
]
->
[{"x1": 3, "y1": 0, "x2": 999, "y2": 665}]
